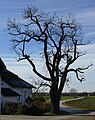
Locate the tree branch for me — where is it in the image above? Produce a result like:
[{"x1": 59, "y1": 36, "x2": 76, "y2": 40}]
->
[
  {"x1": 67, "y1": 64, "x2": 93, "y2": 82},
  {"x1": 22, "y1": 54, "x2": 51, "y2": 81}
]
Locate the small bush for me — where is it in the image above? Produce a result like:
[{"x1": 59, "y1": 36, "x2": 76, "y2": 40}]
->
[
  {"x1": 33, "y1": 101, "x2": 51, "y2": 113},
  {"x1": 2, "y1": 102, "x2": 20, "y2": 115},
  {"x1": 33, "y1": 96, "x2": 46, "y2": 102},
  {"x1": 28, "y1": 105, "x2": 43, "y2": 115},
  {"x1": 16, "y1": 104, "x2": 43, "y2": 115},
  {"x1": 16, "y1": 105, "x2": 28, "y2": 115},
  {"x1": 32, "y1": 96, "x2": 51, "y2": 113},
  {"x1": 16, "y1": 101, "x2": 51, "y2": 115}
]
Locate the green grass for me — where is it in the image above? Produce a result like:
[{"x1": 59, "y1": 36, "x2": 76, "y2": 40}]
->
[
  {"x1": 61, "y1": 96, "x2": 78, "y2": 100},
  {"x1": 65, "y1": 96, "x2": 95, "y2": 110},
  {"x1": 45, "y1": 95, "x2": 78, "y2": 102}
]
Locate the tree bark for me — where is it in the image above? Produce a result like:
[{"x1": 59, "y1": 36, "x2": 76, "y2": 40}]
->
[
  {"x1": 50, "y1": 79, "x2": 60, "y2": 114},
  {"x1": 50, "y1": 96, "x2": 60, "y2": 114},
  {"x1": 50, "y1": 75, "x2": 67, "y2": 114}
]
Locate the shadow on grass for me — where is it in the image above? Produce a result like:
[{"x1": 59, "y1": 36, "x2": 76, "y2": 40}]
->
[{"x1": 43, "y1": 110, "x2": 70, "y2": 116}]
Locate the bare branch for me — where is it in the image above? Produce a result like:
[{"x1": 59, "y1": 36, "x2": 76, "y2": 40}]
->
[
  {"x1": 22, "y1": 54, "x2": 51, "y2": 81},
  {"x1": 67, "y1": 63, "x2": 93, "y2": 82}
]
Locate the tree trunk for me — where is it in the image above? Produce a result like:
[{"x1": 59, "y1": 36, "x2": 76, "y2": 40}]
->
[
  {"x1": 50, "y1": 80, "x2": 60, "y2": 114},
  {"x1": 50, "y1": 75, "x2": 66, "y2": 114},
  {"x1": 50, "y1": 95, "x2": 60, "y2": 114}
]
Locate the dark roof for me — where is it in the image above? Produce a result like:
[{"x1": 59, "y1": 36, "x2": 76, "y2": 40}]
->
[
  {"x1": 1, "y1": 88, "x2": 21, "y2": 96},
  {"x1": 0, "y1": 69, "x2": 35, "y2": 88},
  {"x1": 0, "y1": 58, "x2": 36, "y2": 88},
  {"x1": 0, "y1": 58, "x2": 6, "y2": 70}
]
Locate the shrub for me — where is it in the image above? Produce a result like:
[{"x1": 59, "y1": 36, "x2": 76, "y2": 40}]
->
[
  {"x1": 32, "y1": 96, "x2": 46, "y2": 102},
  {"x1": 33, "y1": 101, "x2": 51, "y2": 113},
  {"x1": 32, "y1": 96, "x2": 51, "y2": 113},
  {"x1": 17, "y1": 101, "x2": 51, "y2": 115},
  {"x1": 16, "y1": 104, "x2": 43, "y2": 115},
  {"x1": 1, "y1": 96, "x2": 51, "y2": 115},
  {"x1": 16, "y1": 105, "x2": 28, "y2": 115},
  {"x1": 2, "y1": 102, "x2": 20, "y2": 115}
]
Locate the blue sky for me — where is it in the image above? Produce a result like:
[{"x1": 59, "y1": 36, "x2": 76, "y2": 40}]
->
[{"x1": 0, "y1": 0, "x2": 95, "y2": 92}]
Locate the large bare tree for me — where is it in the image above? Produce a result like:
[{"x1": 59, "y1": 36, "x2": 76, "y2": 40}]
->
[{"x1": 7, "y1": 6, "x2": 91, "y2": 114}]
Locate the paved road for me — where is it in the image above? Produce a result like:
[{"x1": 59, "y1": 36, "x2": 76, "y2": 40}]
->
[
  {"x1": 60, "y1": 97, "x2": 95, "y2": 115},
  {"x1": 0, "y1": 115, "x2": 95, "y2": 120},
  {"x1": 60, "y1": 105, "x2": 95, "y2": 115}
]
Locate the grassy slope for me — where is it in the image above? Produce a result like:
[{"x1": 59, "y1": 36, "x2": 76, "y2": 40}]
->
[{"x1": 65, "y1": 96, "x2": 95, "y2": 110}]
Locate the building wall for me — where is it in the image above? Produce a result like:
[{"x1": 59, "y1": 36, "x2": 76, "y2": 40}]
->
[
  {"x1": 13, "y1": 87, "x2": 32, "y2": 104},
  {"x1": 1, "y1": 96, "x2": 18, "y2": 103},
  {"x1": 1, "y1": 80, "x2": 32, "y2": 104}
]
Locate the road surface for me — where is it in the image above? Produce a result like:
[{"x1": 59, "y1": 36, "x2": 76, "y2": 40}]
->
[{"x1": 60, "y1": 97, "x2": 95, "y2": 115}]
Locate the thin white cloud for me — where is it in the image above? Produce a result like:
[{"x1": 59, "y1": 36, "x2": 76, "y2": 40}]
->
[
  {"x1": 77, "y1": 11, "x2": 95, "y2": 19},
  {"x1": 85, "y1": 32, "x2": 95, "y2": 37}
]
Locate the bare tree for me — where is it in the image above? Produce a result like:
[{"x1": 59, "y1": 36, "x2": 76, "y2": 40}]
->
[
  {"x1": 7, "y1": 6, "x2": 92, "y2": 114},
  {"x1": 70, "y1": 88, "x2": 78, "y2": 93}
]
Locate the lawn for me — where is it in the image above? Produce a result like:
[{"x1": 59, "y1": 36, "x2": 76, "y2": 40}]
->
[
  {"x1": 65, "y1": 96, "x2": 95, "y2": 110},
  {"x1": 45, "y1": 95, "x2": 77, "y2": 102},
  {"x1": 61, "y1": 96, "x2": 78, "y2": 100}
]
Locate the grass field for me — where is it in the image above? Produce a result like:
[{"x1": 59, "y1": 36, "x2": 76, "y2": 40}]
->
[
  {"x1": 45, "y1": 95, "x2": 95, "y2": 110},
  {"x1": 61, "y1": 96, "x2": 78, "y2": 100},
  {"x1": 45, "y1": 95, "x2": 78, "y2": 101},
  {"x1": 65, "y1": 96, "x2": 95, "y2": 110}
]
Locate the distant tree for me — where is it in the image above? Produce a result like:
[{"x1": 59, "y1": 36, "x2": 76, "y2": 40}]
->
[
  {"x1": 7, "y1": 6, "x2": 92, "y2": 114},
  {"x1": 70, "y1": 88, "x2": 78, "y2": 93}
]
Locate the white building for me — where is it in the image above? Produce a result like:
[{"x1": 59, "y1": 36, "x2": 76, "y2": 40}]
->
[{"x1": 0, "y1": 58, "x2": 35, "y2": 114}]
